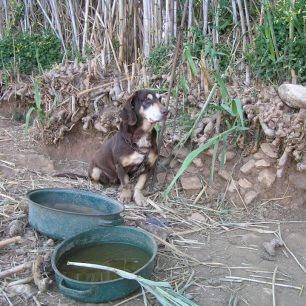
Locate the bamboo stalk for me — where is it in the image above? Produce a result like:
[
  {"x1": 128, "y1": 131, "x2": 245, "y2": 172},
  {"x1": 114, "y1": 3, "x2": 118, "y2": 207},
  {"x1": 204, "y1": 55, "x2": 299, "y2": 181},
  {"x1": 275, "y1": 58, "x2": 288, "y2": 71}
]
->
[
  {"x1": 143, "y1": 0, "x2": 150, "y2": 56},
  {"x1": 151, "y1": 0, "x2": 189, "y2": 188}
]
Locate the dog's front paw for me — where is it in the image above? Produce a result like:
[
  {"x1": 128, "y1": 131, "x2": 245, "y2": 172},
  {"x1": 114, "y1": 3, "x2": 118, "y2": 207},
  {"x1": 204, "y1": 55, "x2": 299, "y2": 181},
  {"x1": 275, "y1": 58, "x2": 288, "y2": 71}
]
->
[
  {"x1": 118, "y1": 188, "x2": 132, "y2": 203},
  {"x1": 133, "y1": 190, "x2": 147, "y2": 206}
]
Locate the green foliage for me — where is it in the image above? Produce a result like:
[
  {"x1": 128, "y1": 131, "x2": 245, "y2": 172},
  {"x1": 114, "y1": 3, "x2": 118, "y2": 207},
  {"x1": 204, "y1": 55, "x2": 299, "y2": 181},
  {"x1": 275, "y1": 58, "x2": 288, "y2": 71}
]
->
[
  {"x1": 25, "y1": 80, "x2": 45, "y2": 130},
  {"x1": 0, "y1": 32, "x2": 63, "y2": 75},
  {"x1": 248, "y1": 0, "x2": 306, "y2": 83},
  {"x1": 187, "y1": 26, "x2": 231, "y2": 72},
  {"x1": 147, "y1": 44, "x2": 174, "y2": 75}
]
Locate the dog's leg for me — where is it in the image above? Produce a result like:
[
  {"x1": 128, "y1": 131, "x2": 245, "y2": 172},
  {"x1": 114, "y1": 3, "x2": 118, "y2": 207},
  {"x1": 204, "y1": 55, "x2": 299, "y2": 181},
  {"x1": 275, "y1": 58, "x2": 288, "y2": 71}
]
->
[
  {"x1": 116, "y1": 164, "x2": 132, "y2": 203},
  {"x1": 133, "y1": 173, "x2": 147, "y2": 206}
]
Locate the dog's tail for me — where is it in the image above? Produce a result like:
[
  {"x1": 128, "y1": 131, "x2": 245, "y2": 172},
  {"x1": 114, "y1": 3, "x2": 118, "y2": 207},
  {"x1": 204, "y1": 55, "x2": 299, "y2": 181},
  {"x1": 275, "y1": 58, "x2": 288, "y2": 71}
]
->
[{"x1": 53, "y1": 172, "x2": 88, "y2": 180}]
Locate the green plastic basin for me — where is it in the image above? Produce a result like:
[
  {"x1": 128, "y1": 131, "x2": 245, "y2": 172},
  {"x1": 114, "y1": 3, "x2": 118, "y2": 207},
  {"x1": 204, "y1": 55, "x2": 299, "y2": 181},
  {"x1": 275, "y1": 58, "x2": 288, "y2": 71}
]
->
[
  {"x1": 27, "y1": 188, "x2": 124, "y2": 239},
  {"x1": 51, "y1": 226, "x2": 157, "y2": 303}
]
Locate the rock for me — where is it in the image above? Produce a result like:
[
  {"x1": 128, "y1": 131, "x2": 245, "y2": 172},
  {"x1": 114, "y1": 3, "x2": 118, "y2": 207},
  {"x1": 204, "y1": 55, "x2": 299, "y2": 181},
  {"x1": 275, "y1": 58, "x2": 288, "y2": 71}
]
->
[
  {"x1": 258, "y1": 169, "x2": 276, "y2": 188},
  {"x1": 188, "y1": 95, "x2": 197, "y2": 105},
  {"x1": 136, "y1": 221, "x2": 170, "y2": 243},
  {"x1": 240, "y1": 159, "x2": 255, "y2": 174},
  {"x1": 181, "y1": 175, "x2": 202, "y2": 191},
  {"x1": 188, "y1": 212, "x2": 207, "y2": 223},
  {"x1": 218, "y1": 169, "x2": 231, "y2": 180},
  {"x1": 253, "y1": 152, "x2": 267, "y2": 160},
  {"x1": 244, "y1": 190, "x2": 259, "y2": 205},
  {"x1": 238, "y1": 178, "x2": 252, "y2": 189},
  {"x1": 218, "y1": 151, "x2": 236, "y2": 162},
  {"x1": 6, "y1": 220, "x2": 24, "y2": 237},
  {"x1": 263, "y1": 238, "x2": 284, "y2": 256},
  {"x1": 260, "y1": 143, "x2": 278, "y2": 159},
  {"x1": 174, "y1": 147, "x2": 189, "y2": 160},
  {"x1": 157, "y1": 172, "x2": 174, "y2": 185},
  {"x1": 203, "y1": 148, "x2": 214, "y2": 157},
  {"x1": 192, "y1": 157, "x2": 203, "y2": 168},
  {"x1": 186, "y1": 164, "x2": 200, "y2": 174},
  {"x1": 169, "y1": 159, "x2": 179, "y2": 168},
  {"x1": 278, "y1": 84, "x2": 306, "y2": 109},
  {"x1": 228, "y1": 179, "x2": 237, "y2": 193},
  {"x1": 289, "y1": 173, "x2": 306, "y2": 191},
  {"x1": 255, "y1": 159, "x2": 271, "y2": 168}
]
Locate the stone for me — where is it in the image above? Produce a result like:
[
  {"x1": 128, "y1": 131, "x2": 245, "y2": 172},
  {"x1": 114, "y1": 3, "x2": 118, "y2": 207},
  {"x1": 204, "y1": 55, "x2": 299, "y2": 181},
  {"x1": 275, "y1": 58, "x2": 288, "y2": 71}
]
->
[
  {"x1": 188, "y1": 212, "x2": 207, "y2": 223},
  {"x1": 278, "y1": 83, "x2": 306, "y2": 109},
  {"x1": 169, "y1": 159, "x2": 179, "y2": 168},
  {"x1": 157, "y1": 172, "x2": 174, "y2": 185},
  {"x1": 174, "y1": 147, "x2": 190, "y2": 160},
  {"x1": 253, "y1": 152, "x2": 267, "y2": 160},
  {"x1": 192, "y1": 157, "x2": 203, "y2": 168},
  {"x1": 244, "y1": 190, "x2": 259, "y2": 205},
  {"x1": 188, "y1": 95, "x2": 197, "y2": 105},
  {"x1": 260, "y1": 143, "x2": 278, "y2": 159},
  {"x1": 255, "y1": 159, "x2": 271, "y2": 168},
  {"x1": 218, "y1": 169, "x2": 231, "y2": 180},
  {"x1": 186, "y1": 164, "x2": 199, "y2": 174},
  {"x1": 203, "y1": 148, "x2": 214, "y2": 157},
  {"x1": 240, "y1": 159, "x2": 255, "y2": 174},
  {"x1": 228, "y1": 179, "x2": 237, "y2": 193},
  {"x1": 180, "y1": 175, "x2": 202, "y2": 191},
  {"x1": 258, "y1": 169, "x2": 276, "y2": 188},
  {"x1": 238, "y1": 178, "x2": 252, "y2": 189},
  {"x1": 289, "y1": 173, "x2": 306, "y2": 191},
  {"x1": 218, "y1": 151, "x2": 236, "y2": 162}
]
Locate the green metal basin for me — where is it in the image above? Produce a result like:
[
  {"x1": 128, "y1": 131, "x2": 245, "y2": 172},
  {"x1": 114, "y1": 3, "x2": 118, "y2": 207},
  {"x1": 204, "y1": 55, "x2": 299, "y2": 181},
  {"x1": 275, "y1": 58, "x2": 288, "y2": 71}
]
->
[
  {"x1": 51, "y1": 226, "x2": 157, "y2": 303},
  {"x1": 27, "y1": 188, "x2": 124, "y2": 239}
]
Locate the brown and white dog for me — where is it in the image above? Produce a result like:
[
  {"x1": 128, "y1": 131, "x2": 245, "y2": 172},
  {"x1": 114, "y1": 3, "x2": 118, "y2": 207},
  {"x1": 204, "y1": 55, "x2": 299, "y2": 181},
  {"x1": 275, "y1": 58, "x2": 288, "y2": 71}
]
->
[{"x1": 88, "y1": 90, "x2": 168, "y2": 205}]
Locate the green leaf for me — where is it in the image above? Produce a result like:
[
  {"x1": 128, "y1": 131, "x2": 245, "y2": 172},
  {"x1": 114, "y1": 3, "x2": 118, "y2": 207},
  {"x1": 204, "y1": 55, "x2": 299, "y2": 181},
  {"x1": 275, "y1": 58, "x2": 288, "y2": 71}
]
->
[
  {"x1": 25, "y1": 107, "x2": 35, "y2": 130},
  {"x1": 184, "y1": 46, "x2": 198, "y2": 76},
  {"x1": 165, "y1": 126, "x2": 243, "y2": 197}
]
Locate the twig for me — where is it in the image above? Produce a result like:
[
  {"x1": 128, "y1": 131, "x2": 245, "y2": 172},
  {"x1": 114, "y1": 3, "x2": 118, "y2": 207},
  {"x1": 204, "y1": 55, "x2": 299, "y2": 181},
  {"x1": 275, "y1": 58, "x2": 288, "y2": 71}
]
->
[
  {"x1": 7, "y1": 276, "x2": 34, "y2": 287},
  {"x1": 151, "y1": 0, "x2": 189, "y2": 188},
  {"x1": 0, "y1": 262, "x2": 33, "y2": 278},
  {"x1": 223, "y1": 276, "x2": 303, "y2": 292},
  {"x1": 272, "y1": 266, "x2": 278, "y2": 306},
  {"x1": 274, "y1": 232, "x2": 306, "y2": 273},
  {"x1": 32, "y1": 296, "x2": 41, "y2": 306},
  {"x1": 150, "y1": 233, "x2": 225, "y2": 268},
  {"x1": 0, "y1": 236, "x2": 21, "y2": 249},
  {"x1": 0, "y1": 192, "x2": 18, "y2": 202}
]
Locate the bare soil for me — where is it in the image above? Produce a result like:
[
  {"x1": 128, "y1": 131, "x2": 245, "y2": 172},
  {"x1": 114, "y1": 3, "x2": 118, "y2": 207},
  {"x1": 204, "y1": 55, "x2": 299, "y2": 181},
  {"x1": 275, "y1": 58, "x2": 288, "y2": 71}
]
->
[{"x1": 0, "y1": 115, "x2": 306, "y2": 306}]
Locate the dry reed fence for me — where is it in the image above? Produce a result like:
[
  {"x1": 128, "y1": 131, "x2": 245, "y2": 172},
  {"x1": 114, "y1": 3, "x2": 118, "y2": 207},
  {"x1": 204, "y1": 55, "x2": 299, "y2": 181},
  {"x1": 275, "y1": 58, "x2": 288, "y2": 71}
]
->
[{"x1": 0, "y1": 0, "x2": 255, "y2": 78}]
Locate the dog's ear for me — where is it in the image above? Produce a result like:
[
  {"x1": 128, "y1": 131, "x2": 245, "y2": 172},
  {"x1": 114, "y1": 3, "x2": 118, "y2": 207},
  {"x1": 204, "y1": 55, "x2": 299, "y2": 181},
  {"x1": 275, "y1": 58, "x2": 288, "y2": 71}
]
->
[{"x1": 120, "y1": 93, "x2": 137, "y2": 126}]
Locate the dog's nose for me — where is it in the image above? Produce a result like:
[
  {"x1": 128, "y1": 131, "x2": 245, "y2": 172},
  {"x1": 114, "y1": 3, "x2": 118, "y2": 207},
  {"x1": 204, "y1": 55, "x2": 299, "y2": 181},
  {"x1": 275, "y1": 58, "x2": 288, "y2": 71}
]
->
[{"x1": 161, "y1": 107, "x2": 169, "y2": 116}]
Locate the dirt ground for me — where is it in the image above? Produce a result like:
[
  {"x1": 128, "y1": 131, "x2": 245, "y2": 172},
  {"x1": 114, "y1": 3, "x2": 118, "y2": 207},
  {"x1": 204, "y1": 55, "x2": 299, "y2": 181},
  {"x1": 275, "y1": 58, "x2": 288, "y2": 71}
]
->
[{"x1": 1, "y1": 114, "x2": 306, "y2": 306}]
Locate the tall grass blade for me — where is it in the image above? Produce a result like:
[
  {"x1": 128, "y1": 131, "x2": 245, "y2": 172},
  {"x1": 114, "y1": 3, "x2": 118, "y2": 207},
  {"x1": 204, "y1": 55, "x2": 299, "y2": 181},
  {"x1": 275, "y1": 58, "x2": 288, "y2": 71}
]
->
[
  {"x1": 25, "y1": 107, "x2": 35, "y2": 130},
  {"x1": 166, "y1": 126, "x2": 244, "y2": 196},
  {"x1": 184, "y1": 46, "x2": 198, "y2": 76}
]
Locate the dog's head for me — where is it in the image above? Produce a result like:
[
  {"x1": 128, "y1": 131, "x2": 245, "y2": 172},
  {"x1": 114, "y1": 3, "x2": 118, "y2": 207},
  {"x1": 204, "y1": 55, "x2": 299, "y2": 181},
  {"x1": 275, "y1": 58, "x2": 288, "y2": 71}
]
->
[{"x1": 121, "y1": 90, "x2": 168, "y2": 127}]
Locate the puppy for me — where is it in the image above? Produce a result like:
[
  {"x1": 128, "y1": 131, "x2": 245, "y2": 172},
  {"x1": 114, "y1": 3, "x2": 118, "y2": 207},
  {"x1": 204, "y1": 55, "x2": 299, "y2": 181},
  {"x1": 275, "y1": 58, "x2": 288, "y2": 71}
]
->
[{"x1": 88, "y1": 90, "x2": 168, "y2": 205}]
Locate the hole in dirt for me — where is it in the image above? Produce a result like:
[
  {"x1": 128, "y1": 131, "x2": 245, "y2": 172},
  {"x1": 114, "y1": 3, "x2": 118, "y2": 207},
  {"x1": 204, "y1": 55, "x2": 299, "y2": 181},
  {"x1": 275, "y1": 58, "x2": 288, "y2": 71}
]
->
[{"x1": 44, "y1": 124, "x2": 105, "y2": 163}]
